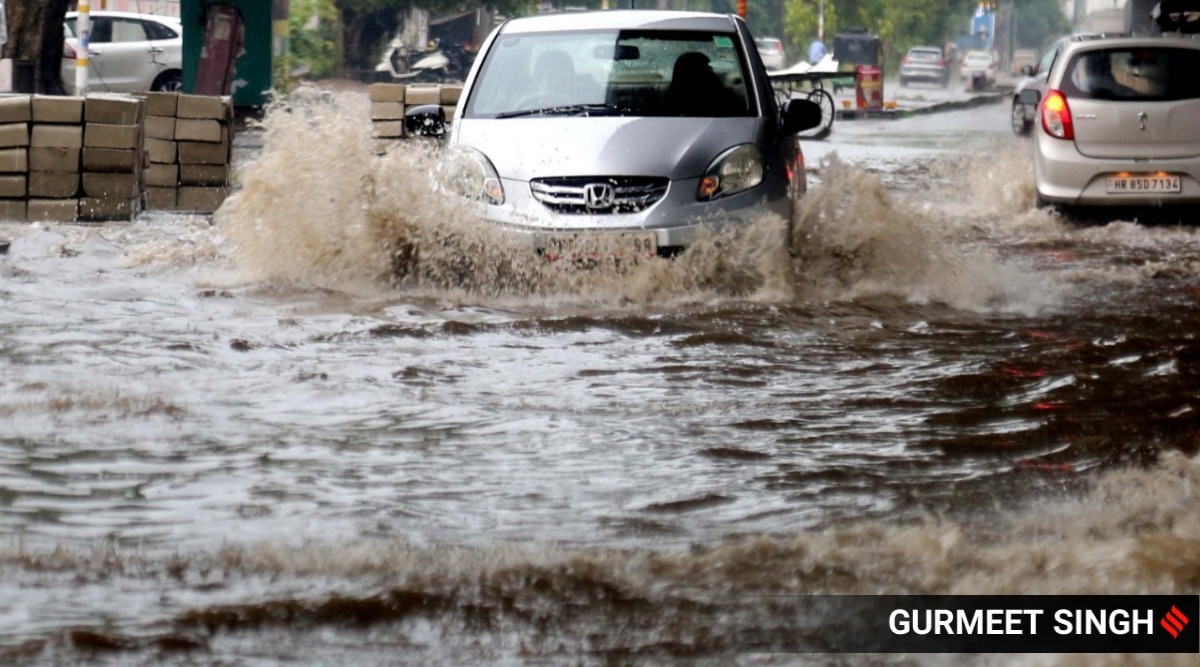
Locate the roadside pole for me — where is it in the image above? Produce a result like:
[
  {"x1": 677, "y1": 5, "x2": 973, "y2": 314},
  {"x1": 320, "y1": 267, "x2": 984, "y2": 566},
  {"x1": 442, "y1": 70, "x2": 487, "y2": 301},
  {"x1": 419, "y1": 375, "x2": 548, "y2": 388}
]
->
[{"x1": 75, "y1": 0, "x2": 90, "y2": 94}]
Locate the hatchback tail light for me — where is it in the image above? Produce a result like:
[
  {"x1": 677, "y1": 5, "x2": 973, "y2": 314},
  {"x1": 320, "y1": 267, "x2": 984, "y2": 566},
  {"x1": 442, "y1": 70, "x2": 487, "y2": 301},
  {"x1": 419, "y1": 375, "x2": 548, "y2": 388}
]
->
[
  {"x1": 902, "y1": 56, "x2": 910, "y2": 65},
  {"x1": 64, "y1": 42, "x2": 76, "y2": 59},
  {"x1": 938, "y1": 58, "x2": 946, "y2": 66},
  {"x1": 1041, "y1": 89, "x2": 1074, "y2": 140}
]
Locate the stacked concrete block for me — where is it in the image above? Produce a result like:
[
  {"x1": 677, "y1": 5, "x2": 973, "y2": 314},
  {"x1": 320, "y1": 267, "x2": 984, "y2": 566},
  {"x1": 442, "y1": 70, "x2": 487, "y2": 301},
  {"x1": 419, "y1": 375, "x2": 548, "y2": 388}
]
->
[
  {"x1": 440, "y1": 84, "x2": 463, "y2": 123},
  {"x1": 141, "y1": 92, "x2": 233, "y2": 213},
  {"x1": 0, "y1": 95, "x2": 31, "y2": 221},
  {"x1": 80, "y1": 94, "x2": 144, "y2": 222},
  {"x1": 28, "y1": 95, "x2": 86, "y2": 222},
  {"x1": 369, "y1": 83, "x2": 463, "y2": 151},
  {"x1": 142, "y1": 91, "x2": 181, "y2": 211},
  {"x1": 369, "y1": 83, "x2": 407, "y2": 150}
]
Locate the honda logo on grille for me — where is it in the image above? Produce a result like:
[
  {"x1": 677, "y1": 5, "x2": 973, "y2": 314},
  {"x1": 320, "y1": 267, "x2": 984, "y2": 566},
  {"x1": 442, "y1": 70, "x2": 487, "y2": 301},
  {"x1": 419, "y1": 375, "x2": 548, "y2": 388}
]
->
[{"x1": 583, "y1": 182, "x2": 615, "y2": 209}]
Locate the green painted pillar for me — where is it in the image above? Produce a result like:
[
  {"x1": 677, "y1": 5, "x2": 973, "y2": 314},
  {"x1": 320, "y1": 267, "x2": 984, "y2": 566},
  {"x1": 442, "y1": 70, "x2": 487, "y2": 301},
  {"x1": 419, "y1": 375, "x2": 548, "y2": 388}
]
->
[{"x1": 181, "y1": 0, "x2": 280, "y2": 107}]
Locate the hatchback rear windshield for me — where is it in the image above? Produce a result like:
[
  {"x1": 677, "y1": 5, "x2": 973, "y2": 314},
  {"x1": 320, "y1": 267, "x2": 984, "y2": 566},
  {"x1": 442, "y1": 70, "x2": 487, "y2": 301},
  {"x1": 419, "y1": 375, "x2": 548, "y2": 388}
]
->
[{"x1": 1061, "y1": 47, "x2": 1200, "y2": 101}]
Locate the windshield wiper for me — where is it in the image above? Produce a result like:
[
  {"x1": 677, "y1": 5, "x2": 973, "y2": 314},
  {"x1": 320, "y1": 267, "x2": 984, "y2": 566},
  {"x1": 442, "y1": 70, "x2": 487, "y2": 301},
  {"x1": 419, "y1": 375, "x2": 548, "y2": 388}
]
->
[{"x1": 496, "y1": 103, "x2": 629, "y2": 119}]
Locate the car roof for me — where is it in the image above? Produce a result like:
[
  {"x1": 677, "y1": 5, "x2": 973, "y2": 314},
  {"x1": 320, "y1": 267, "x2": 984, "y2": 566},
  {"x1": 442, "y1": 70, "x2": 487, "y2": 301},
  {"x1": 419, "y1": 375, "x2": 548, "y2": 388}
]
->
[
  {"x1": 66, "y1": 10, "x2": 181, "y2": 24},
  {"x1": 500, "y1": 10, "x2": 740, "y2": 34},
  {"x1": 1060, "y1": 34, "x2": 1200, "y2": 52}
]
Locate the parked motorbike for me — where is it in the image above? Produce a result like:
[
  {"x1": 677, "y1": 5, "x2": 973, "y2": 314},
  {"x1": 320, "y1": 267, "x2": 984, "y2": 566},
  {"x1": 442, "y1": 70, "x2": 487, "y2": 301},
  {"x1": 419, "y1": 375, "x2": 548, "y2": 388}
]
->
[{"x1": 374, "y1": 39, "x2": 476, "y2": 84}]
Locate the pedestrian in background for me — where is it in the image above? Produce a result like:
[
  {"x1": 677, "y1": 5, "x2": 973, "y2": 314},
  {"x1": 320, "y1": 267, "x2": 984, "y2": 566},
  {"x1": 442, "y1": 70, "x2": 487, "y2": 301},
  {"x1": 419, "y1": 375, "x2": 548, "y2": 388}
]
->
[{"x1": 808, "y1": 37, "x2": 827, "y2": 65}]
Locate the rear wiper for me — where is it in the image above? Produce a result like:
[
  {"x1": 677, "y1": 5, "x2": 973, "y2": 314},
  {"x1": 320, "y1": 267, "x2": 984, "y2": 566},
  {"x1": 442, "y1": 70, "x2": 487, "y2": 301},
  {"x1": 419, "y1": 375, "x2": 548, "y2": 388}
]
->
[{"x1": 496, "y1": 103, "x2": 629, "y2": 119}]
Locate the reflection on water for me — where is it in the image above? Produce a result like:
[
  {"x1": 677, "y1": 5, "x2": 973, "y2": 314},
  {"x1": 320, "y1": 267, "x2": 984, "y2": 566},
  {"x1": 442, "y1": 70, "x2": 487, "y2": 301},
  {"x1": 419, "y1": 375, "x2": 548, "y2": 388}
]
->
[{"x1": 1, "y1": 88, "x2": 1198, "y2": 665}]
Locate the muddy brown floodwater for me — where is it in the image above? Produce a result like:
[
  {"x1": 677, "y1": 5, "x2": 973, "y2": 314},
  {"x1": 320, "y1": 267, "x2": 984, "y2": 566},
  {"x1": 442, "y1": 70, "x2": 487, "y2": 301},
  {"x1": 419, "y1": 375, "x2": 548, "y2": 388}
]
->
[{"x1": 1, "y1": 90, "x2": 1198, "y2": 666}]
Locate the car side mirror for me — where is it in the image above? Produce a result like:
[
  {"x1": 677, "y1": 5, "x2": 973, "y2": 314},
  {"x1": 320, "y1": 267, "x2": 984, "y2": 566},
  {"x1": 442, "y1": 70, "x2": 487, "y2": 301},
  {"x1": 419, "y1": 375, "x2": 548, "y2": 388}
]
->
[
  {"x1": 1020, "y1": 65, "x2": 1033, "y2": 76},
  {"x1": 780, "y1": 98, "x2": 822, "y2": 135},
  {"x1": 1017, "y1": 89, "x2": 1041, "y2": 106},
  {"x1": 404, "y1": 104, "x2": 447, "y2": 137}
]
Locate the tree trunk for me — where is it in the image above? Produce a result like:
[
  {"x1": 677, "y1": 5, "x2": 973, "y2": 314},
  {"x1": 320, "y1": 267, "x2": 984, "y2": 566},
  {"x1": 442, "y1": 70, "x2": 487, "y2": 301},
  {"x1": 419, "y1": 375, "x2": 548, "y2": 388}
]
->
[{"x1": 3, "y1": 0, "x2": 72, "y2": 95}]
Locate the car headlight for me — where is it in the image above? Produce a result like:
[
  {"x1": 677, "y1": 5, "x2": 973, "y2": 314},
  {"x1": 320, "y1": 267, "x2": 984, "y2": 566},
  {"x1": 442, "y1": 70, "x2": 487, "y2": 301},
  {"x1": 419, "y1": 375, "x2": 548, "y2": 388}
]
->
[
  {"x1": 437, "y1": 146, "x2": 504, "y2": 205},
  {"x1": 696, "y1": 144, "x2": 764, "y2": 201}
]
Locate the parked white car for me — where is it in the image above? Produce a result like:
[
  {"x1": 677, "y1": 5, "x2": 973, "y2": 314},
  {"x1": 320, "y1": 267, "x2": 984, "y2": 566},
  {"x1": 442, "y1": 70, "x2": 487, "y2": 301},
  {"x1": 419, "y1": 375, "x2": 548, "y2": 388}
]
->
[
  {"x1": 754, "y1": 37, "x2": 786, "y2": 71},
  {"x1": 62, "y1": 10, "x2": 184, "y2": 95}
]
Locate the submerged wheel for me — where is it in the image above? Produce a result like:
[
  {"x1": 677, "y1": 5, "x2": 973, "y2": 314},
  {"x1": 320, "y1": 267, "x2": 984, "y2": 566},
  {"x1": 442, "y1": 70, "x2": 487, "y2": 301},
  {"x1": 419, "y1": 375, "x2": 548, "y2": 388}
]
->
[
  {"x1": 1011, "y1": 99, "x2": 1032, "y2": 135},
  {"x1": 804, "y1": 88, "x2": 835, "y2": 140}
]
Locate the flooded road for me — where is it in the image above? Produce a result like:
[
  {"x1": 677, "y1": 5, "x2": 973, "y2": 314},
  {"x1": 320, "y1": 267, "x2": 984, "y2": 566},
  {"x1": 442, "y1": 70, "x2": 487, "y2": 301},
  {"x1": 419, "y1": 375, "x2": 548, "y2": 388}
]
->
[{"x1": 2, "y1": 93, "x2": 1198, "y2": 666}]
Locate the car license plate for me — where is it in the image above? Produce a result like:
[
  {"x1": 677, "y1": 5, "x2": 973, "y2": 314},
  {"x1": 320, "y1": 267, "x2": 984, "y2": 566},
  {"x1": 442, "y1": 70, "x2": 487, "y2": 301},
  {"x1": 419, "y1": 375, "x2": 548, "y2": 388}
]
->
[
  {"x1": 1105, "y1": 174, "x2": 1182, "y2": 194},
  {"x1": 539, "y1": 232, "x2": 657, "y2": 261}
]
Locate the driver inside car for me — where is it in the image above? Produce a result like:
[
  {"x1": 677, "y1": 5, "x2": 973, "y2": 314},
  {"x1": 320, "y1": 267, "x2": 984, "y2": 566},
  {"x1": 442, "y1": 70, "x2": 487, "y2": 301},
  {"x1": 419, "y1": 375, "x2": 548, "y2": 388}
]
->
[{"x1": 527, "y1": 49, "x2": 576, "y2": 107}]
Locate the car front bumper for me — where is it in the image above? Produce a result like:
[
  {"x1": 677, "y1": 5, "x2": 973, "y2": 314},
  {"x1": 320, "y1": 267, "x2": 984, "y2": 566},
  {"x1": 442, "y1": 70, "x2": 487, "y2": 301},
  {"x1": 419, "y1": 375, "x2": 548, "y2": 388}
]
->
[
  {"x1": 478, "y1": 176, "x2": 792, "y2": 249},
  {"x1": 1034, "y1": 136, "x2": 1200, "y2": 206}
]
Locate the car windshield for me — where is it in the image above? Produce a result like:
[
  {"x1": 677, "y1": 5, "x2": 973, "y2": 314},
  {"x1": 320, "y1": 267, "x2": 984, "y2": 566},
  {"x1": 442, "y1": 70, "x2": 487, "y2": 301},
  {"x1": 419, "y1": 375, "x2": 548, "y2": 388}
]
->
[
  {"x1": 966, "y1": 54, "x2": 991, "y2": 64},
  {"x1": 465, "y1": 28, "x2": 754, "y2": 118},
  {"x1": 908, "y1": 49, "x2": 941, "y2": 60},
  {"x1": 1061, "y1": 47, "x2": 1200, "y2": 101}
]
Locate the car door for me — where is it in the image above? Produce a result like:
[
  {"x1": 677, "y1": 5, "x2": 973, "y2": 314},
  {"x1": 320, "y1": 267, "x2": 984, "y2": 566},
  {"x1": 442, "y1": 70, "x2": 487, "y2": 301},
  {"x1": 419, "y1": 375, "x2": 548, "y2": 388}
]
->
[{"x1": 88, "y1": 17, "x2": 157, "y2": 92}]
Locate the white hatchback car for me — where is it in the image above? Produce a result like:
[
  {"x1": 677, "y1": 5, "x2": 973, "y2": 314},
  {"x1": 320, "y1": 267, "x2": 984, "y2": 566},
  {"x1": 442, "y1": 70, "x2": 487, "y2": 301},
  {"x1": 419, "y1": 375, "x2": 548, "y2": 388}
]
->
[
  {"x1": 62, "y1": 10, "x2": 184, "y2": 95},
  {"x1": 1019, "y1": 35, "x2": 1200, "y2": 214},
  {"x1": 754, "y1": 37, "x2": 786, "y2": 71}
]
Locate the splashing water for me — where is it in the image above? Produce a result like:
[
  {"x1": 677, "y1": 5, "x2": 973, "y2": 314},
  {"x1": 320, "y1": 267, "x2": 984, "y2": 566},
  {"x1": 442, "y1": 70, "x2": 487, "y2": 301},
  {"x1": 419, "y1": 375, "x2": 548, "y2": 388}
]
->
[
  {"x1": 212, "y1": 87, "x2": 1063, "y2": 313},
  {"x1": 788, "y1": 154, "x2": 1065, "y2": 313}
]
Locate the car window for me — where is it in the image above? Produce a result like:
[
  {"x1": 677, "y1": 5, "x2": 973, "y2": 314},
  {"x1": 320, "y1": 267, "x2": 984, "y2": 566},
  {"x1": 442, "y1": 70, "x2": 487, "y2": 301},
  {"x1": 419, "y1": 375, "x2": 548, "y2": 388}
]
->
[
  {"x1": 86, "y1": 17, "x2": 113, "y2": 43},
  {"x1": 1036, "y1": 42, "x2": 1060, "y2": 75},
  {"x1": 143, "y1": 20, "x2": 179, "y2": 41},
  {"x1": 1061, "y1": 47, "x2": 1200, "y2": 101},
  {"x1": 465, "y1": 28, "x2": 754, "y2": 118},
  {"x1": 111, "y1": 19, "x2": 149, "y2": 43},
  {"x1": 908, "y1": 48, "x2": 941, "y2": 60}
]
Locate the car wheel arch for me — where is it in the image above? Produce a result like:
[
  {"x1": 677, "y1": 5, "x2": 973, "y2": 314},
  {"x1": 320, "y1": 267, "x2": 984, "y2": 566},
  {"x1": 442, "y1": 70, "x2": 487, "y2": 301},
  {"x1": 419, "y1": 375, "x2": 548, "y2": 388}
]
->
[{"x1": 151, "y1": 69, "x2": 183, "y2": 92}]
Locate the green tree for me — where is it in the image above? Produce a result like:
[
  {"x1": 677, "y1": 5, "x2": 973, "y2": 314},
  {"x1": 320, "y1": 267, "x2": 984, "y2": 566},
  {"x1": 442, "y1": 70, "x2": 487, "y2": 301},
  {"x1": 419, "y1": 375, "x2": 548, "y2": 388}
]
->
[
  {"x1": 290, "y1": 0, "x2": 340, "y2": 78},
  {"x1": 1011, "y1": 0, "x2": 1069, "y2": 50},
  {"x1": 784, "y1": 0, "x2": 838, "y2": 59}
]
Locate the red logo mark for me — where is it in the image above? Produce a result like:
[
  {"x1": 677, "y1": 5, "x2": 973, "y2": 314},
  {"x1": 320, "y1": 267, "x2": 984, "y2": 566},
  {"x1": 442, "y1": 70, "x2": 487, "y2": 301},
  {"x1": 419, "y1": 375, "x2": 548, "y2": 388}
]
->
[{"x1": 1161, "y1": 605, "x2": 1189, "y2": 639}]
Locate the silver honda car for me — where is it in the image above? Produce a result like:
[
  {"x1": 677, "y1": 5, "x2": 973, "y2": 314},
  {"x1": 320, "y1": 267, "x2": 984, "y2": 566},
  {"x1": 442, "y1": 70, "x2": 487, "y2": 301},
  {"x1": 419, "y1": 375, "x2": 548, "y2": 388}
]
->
[
  {"x1": 1019, "y1": 33, "x2": 1200, "y2": 215},
  {"x1": 410, "y1": 10, "x2": 821, "y2": 258}
]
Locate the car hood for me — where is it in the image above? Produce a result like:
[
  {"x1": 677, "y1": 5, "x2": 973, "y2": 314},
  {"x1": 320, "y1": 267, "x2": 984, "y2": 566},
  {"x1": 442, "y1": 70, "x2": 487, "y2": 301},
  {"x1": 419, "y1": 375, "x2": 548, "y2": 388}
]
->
[{"x1": 452, "y1": 117, "x2": 760, "y2": 182}]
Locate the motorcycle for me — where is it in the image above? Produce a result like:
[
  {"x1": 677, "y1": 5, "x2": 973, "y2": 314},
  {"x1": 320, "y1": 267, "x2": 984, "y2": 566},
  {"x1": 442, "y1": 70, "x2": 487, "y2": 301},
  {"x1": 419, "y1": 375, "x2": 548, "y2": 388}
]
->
[{"x1": 374, "y1": 39, "x2": 476, "y2": 84}]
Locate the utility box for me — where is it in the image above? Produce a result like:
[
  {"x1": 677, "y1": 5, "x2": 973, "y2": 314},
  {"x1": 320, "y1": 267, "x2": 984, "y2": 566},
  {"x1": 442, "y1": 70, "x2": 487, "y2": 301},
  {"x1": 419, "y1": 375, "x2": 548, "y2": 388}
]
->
[{"x1": 181, "y1": 1, "x2": 285, "y2": 107}]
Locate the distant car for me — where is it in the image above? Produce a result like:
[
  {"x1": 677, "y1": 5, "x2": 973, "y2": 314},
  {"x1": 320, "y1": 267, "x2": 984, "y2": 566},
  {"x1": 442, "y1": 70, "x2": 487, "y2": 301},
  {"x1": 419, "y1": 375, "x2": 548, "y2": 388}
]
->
[
  {"x1": 408, "y1": 10, "x2": 823, "y2": 258},
  {"x1": 960, "y1": 50, "x2": 996, "y2": 89},
  {"x1": 62, "y1": 10, "x2": 183, "y2": 95},
  {"x1": 1019, "y1": 34, "x2": 1200, "y2": 214},
  {"x1": 754, "y1": 37, "x2": 786, "y2": 70},
  {"x1": 899, "y1": 46, "x2": 949, "y2": 87}
]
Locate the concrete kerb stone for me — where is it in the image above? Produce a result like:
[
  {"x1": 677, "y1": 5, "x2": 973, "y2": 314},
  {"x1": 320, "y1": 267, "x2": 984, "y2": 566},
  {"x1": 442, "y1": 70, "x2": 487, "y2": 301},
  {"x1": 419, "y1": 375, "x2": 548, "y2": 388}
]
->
[{"x1": 834, "y1": 92, "x2": 1005, "y2": 121}]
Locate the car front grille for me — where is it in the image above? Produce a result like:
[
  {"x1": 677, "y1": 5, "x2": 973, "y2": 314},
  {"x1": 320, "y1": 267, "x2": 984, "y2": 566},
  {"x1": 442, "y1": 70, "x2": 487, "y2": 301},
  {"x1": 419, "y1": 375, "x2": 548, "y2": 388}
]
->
[{"x1": 530, "y1": 176, "x2": 669, "y2": 214}]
